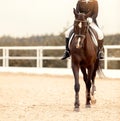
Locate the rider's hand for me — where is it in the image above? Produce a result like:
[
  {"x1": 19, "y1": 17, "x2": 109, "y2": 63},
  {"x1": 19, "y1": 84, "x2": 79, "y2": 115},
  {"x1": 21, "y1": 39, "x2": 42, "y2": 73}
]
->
[{"x1": 87, "y1": 17, "x2": 92, "y2": 24}]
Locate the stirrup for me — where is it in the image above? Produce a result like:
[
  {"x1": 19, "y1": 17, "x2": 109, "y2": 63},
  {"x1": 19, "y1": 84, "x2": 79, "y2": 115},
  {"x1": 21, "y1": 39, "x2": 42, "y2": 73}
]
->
[
  {"x1": 61, "y1": 50, "x2": 70, "y2": 60},
  {"x1": 98, "y1": 51, "x2": 104, "y2": 59}
]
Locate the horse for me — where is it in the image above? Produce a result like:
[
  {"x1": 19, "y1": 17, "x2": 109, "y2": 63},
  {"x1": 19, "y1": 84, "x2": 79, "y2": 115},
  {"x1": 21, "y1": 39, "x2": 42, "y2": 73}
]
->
[{"x1": 70, "y1": 8, "x2": 100, "y2": 111}]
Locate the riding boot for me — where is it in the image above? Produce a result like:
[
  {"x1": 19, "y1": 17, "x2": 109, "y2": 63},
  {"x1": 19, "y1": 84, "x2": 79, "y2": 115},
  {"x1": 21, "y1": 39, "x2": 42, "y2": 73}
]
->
[
  {"x1": 98, "y1": 39, "x2": 104, "y2": 59},
  {"x1": 61, "y1": 38, "x2": 70, "y2": 60}
]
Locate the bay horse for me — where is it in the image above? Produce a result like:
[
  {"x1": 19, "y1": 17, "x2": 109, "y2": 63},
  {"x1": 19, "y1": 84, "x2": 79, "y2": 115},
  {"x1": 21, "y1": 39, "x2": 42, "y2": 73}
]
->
[{"x1": 70, "y1": 8, "x2": 100, "y2": 110}]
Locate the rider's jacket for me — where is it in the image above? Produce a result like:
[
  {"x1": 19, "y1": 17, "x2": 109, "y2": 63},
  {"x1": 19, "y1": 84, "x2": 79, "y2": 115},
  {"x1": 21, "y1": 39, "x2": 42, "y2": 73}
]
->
[{"x1": 76, "y1": 0, "x2": 98, "y2": 25}]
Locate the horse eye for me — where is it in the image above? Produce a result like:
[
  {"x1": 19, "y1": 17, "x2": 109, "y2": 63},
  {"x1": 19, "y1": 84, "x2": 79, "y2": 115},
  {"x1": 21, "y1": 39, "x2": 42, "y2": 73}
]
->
[{"x1": 78, "y1": 22, "x2": 82, "y2": 28}]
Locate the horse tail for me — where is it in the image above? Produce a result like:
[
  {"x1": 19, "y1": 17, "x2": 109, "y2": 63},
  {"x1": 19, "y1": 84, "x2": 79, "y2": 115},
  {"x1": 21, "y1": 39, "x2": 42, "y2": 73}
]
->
[{"x1": 96, "y1": 58, "x2": 105, "y2": 78}]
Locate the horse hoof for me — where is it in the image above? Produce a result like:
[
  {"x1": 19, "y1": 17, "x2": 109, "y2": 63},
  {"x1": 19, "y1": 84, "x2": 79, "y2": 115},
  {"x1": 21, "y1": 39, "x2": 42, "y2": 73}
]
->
[
  {"x1": 85, "y1": 104, "x2": 91, "y2": 108},
  {"x1": 74, "y1": 107, "x2": 80, "y2": 112},
  {"x1": 91, "y1": 99, "x2": 96, "y2": 104}
]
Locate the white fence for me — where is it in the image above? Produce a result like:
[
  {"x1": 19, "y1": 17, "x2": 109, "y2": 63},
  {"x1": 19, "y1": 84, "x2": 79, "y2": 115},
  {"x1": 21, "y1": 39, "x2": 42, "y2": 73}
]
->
[
  {"x1": 0, "y1": 45, "x2": 120, "y2": 78},
  {"x1": 0, "y1": 46, "x2": 63, "y2": 68}
]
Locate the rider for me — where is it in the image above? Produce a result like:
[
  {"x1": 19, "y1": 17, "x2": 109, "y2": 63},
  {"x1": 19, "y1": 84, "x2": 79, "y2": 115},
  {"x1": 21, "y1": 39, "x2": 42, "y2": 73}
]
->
[{"x1": 61, "y1": 0, "x2": 104, "y2": 60}]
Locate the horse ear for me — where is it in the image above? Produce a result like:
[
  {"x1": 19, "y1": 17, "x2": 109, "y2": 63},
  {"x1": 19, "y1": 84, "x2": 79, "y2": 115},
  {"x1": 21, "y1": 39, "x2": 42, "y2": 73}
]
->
[
  {"x1": 73, "y1": 8, "x2": 78, "y2": 19},
  {"x1": 73, "y1": 8, "x2": 75, "y2": 13}
]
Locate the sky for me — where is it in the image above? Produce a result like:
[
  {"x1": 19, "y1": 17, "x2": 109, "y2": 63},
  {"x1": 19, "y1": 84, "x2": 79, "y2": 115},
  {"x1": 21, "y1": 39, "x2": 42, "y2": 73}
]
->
[{"x1": 0, "y1": 0, "x2": 120, "y2": 37}]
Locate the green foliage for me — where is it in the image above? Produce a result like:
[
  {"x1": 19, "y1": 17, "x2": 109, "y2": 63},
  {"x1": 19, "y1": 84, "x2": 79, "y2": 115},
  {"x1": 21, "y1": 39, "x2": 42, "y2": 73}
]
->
[
  {"x1": 0, "y1": 33, "x2": 120, "y2": 46},
  {"x1": 0, "y1": 34, "x2": 65, "y2": 46},
  {"x1": 104, "y1": 34, "x2": 120, "y2": 45}
]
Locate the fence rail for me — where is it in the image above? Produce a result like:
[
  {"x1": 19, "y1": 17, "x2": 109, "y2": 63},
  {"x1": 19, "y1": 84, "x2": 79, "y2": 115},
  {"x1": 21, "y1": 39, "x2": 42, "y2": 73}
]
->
[
  {"x1": 103, "y1": 45, "x2": 120, "y2": 69},
  {"x1": 0, "y1": 45, "x2": 120, "y2": 69}
]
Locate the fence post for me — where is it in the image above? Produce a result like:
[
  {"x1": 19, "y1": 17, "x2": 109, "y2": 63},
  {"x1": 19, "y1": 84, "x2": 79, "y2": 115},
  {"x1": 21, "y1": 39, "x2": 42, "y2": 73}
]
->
[
  {"x1": 37, "y1": 49, "x2": 40, "y2": 68},
  {"x1": 104, "y1": 47, "x2": 108, "y2": 69},
  {"x1": 39, "y1": 48, "x2": 43, "y2": 68},
  {"x1": 37, "y1": 48, "x2": 43, "y2": 68},
  {"x1": 3, "y1": 48, "x2": 9, "y2": 67},
  {"x1": 67, "y1": 59, "x2": 71, "y2": 68}
]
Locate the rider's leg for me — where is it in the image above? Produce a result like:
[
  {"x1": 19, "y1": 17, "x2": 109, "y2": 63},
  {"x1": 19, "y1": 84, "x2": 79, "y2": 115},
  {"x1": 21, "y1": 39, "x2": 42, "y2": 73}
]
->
[
  {"x1": 61, "y1": 26, "x2": 73, "y2": 60},
  {"x1": 89, "y1": 22, "x2": 104, "y2": 59},
  {"x1": 61, "y1": 38, "x2": 70, "y2": 60}
]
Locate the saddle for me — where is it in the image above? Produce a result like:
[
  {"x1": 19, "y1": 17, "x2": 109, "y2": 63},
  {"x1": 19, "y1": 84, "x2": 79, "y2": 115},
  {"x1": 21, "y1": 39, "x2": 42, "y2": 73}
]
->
[{"x1": 68, "y1": 27, "x2": 98, "y2": 49}]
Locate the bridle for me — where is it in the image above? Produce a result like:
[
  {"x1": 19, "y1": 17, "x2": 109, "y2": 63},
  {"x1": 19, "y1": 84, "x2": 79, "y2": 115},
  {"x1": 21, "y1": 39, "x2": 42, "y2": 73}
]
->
[
  {"x1": 74, "y1": 19, "x2": 88, "y2": 39},
  {"x1": 73, "y1": 18, "x2": 89, "y2": 48}
]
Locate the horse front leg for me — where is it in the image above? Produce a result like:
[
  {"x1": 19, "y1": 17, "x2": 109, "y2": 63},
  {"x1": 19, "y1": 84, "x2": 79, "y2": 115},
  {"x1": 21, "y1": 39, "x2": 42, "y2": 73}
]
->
[
  {"x1": 90, "y1": 64, "x2": 97, "y2": 104},
  {"x1": 91, "y1": 73, "x2": 96, "y2": 96},
  {"x1": 85, "y1": 65, "x2": 94, "y2": 107},
  {"x1": 72, "y1": 62, "x2": 80, "y2": 111},
  {"x1": 91, "y1": 59, "x2": 99, "y2": 96}
]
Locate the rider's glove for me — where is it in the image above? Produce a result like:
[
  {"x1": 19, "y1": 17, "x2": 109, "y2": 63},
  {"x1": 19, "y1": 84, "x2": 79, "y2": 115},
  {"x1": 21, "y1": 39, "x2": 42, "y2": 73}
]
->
[{"x1": 87, "y1": 17, "x2": 92, "y2": 24}]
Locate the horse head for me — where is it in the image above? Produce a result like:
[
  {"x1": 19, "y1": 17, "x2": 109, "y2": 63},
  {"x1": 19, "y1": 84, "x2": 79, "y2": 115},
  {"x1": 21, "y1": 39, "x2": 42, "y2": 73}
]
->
[{"x1": 73, "y1": 8, "x2": 88, "y2": 48}]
